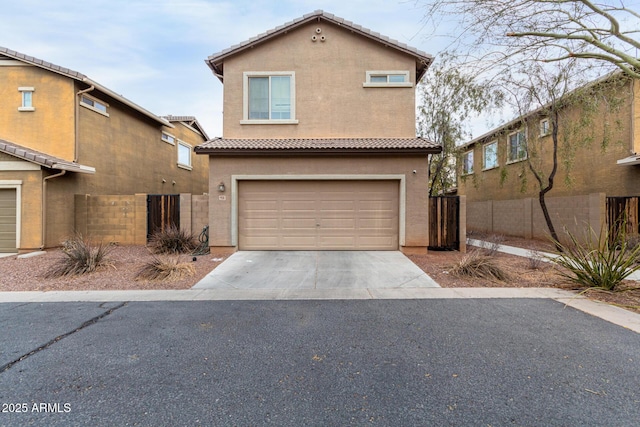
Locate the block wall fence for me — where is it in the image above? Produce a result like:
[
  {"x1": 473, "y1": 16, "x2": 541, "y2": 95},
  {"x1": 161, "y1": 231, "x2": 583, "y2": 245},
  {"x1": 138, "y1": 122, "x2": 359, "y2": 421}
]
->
[
  {"x1": 466, "y1": 193, "x2": 606, "y2": 243},
  {"x1": 73, "y1": 193, "x2": 209, "y2": 245}
]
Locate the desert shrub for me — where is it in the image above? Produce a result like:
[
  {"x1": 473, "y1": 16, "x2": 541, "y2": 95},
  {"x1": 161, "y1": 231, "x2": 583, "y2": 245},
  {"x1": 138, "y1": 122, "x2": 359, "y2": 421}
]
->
[
  {"x1": 553, "y1": 224, "x2": 640, "y2": 291},
  {"x1": 46, "y1": 235, "x2": 114, "y2": 278},
  {"x1": 482, "y1": 234, "x2": 505, "y2": 257},
  {"x1": 148, "y1": 225, "x2": 198, "y2": 254},
  {"x1": 527, "y1": 249, "x2": 545, "y2": 270},
  {"x1": 449, "y1": 251, "x2": 510, "y2": 281},
  {"x1": 135, "y1": 255, "x2": 195, "y2": 282}
]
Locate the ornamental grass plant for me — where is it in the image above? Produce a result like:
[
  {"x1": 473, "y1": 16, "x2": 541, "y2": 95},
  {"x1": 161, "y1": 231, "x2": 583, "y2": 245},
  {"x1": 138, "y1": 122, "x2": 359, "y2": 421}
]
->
[
  {"x1": 135, "y1": 255, "x2": 195, "y2": 282},
  {"x1": 46, "y1": 235, "x2": 114, "y2": 278},
  {"x1": 449, "y1": 251, "x2": 510, "y2": 281},
  {"x1": 147, "y1": 225, "x2": 198, "y2": 255}
]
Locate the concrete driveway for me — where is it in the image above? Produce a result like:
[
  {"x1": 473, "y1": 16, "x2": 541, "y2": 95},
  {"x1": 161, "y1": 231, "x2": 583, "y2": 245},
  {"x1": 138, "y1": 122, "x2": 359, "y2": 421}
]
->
[{"x1": 193, "y1": 251, "x2": 440, "y2": 290}]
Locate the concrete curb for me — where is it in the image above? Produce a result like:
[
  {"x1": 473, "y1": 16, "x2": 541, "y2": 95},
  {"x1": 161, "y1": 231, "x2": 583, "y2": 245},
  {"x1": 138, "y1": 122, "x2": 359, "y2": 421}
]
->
[{"x1": 1, "y1": 287, "x2": 638, "y2": 333}]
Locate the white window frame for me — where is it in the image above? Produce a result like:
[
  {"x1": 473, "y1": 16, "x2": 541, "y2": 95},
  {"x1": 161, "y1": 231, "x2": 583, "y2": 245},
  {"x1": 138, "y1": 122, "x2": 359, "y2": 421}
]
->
[
  {"x1": 539, "y1": 118, "x2": 551, "y2": 137},
  {"x1": 162, "y1": 131, "x2": 176, "y2": 145},
  {"x1": 18, "y1": 87, "x2": 35, "y2": 112},
  {"x1": 241, "y1": 71, "x2": 298, "y2": 124},
  {"x1": 177, "y1": 140, "x2": 192, "y2": 170},
  {"x1": 363, "y1": 71, "x2": 412, "y2": 87},
  {"x1": 482, "y1": 140, "x2": 499, "y2": 170},
  {"x1": 462, "y1": 150, "x2": 474, "y2": 175},
  {"x1": 80, "y1": 94, "x2": 109, "y2": 117},
  {"x1": 507, "y1": 129, "x2": 527, "y2": 163}
]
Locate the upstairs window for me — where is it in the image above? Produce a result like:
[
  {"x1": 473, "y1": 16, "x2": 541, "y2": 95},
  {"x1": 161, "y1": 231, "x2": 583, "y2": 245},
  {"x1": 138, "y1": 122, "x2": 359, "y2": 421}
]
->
[
  {"x1": 18, "y1": 87, "x2": 35, "y2": 111},
  {"x1": 80, "y1": 94, "x2": 109, "y2": 116},
  {"x1": 162, "y1": 131, "x2": 176, "y2": 145},
  {"x1": 177, "y1": 140, "x2": 192, "y2": 170},
  {"x1": 462, "y1": 150, "x2": 474, "y2": 175},
  {"x1": 508, "y1": 129, "x2": 527, "y2": 163},
  {"x1": 483, "y1": 141, "x2": 498, "y2": 170},
  {"x1": 539, "y1": 118, "x2": 550, "y2": 136},
  {"x1": 242, "y1": 72, "x2": 297, "y2": 124},
  {"x1": 364, "y1": 71, "x2": 412, "y2": 87}
]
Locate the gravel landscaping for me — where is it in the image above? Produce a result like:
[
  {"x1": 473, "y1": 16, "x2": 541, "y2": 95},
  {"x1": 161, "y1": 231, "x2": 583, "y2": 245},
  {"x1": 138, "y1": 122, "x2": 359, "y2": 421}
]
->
[{"x1": 1, "y1": 238, "x2": 639, "y2": 314}]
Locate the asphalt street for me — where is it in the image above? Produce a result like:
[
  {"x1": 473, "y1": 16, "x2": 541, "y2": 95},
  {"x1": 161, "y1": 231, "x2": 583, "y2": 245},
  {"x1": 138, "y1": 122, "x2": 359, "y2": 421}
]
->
[{"x1": 1, "y1": 299, "x2": 639, "y2": 426}]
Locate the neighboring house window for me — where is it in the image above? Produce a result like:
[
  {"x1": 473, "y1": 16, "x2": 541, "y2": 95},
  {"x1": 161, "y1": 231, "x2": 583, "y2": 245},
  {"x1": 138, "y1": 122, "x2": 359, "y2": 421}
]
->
[
  {"x1": 177, "y1": 140, "x2": 192, "y2": 170},
  {"x1": 242, "y1": 72, "x2": 297, "y2": 124},
  {"x1": 18, "y1": 87, "x2": 35, "y2": 111},
  {"x1": 162, "y1": 131, "x2": 176, "y2": 145},
  {"x1": 508, "y1": 129, "x2": 527, "y2": 162},
  {"x1": 483, "y1": 141, "x2": 498, "y2": 170},
  {"x1": 363, "y1": 71, "x2": 412, "y2": 87},
  {"x1": 462, "y1": 150, "x2": 474, "y2": 175},
  {"x1": 539, "y1": 118, "x2": 550, "y2": 136},
  {"x1": 80, "y1": 94, "x2": 109, "y2": 116}
]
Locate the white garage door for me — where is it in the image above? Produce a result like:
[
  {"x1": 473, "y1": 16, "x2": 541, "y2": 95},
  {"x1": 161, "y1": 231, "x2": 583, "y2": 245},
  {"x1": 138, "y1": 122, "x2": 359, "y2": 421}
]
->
[
  {"x1": 238, "y1": 180, "x2": 399, "y2": 250},
  {"x1": 0, "y1": 189, "x2": 17, "y2": 252}
]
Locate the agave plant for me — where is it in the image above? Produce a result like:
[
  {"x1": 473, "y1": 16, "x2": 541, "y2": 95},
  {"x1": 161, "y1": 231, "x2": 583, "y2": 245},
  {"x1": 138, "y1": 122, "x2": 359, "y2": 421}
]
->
[{"x1": 552, "y1": 223, "x2": 640, "y2": 291}]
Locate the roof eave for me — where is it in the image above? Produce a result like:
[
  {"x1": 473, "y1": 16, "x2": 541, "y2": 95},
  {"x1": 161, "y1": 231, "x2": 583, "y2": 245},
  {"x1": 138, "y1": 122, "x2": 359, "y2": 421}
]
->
[
  {"x1": 194, "y1": 147, "x2": 441, "y2": 156},
  {"x1": 205, "y1": 11, "x2": 433, "y2": 81}
]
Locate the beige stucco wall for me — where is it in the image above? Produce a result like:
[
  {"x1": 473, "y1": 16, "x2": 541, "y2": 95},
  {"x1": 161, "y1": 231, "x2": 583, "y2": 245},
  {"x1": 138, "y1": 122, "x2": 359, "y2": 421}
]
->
[
  {"x1": 459, "y1": 78, "x2": 639, "y2": 203},
  {"x1": 0, "y1": 64, "x2": 75, "y2": 161},
  {"x1": 634, "y1": 79, "x2": 640, "y2": 154},
  {"x1": 42, "y1": 89, "x2": 209, "y2": 246},
  {"x1": 221, "y1": 21, "x2": 418, "y2": 139},
  {"x1": 207, "y1": 154, "x2": 430, "y2": 250},
  {"x1": 0, "y1": 159, "x2": 44, "y2": 251}
]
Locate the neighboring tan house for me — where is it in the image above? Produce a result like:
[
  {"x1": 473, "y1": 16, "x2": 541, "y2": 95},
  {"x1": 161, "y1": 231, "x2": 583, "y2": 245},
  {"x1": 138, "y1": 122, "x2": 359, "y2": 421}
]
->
[
  {"x1": 0, "y1": 47, "x2": 209, "y2": 252},
  {"x1": 195, "y1": 10, "x2": 441, "y2": 253},
  {"x1": 457, "y1": 73, "x2": 640, "y2": 241}
]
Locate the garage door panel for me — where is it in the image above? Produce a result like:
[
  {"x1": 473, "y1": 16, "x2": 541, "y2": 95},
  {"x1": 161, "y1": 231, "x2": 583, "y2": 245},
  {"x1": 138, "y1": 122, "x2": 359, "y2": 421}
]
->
[
  {"x1": 281, "y1": 218, "x2": 318, "y2": 229},
  {"x1": 239, "y1": 181, "x2": 398, "y2": 250},
  {"x1": 320, "y1": 218, "x2": 356, "y2": 229},
  {"x1": 281, "y1": 236, "x2": 318, "y2": 248},
  {"x1": 359, "y1": 218, "x2": 396, "y2": 229},
  {"x1": 0, "y1": 189, "x2": 16, "y2": 252},
  {"x1": 241, "y1": 218, "x2": 279, "y2": 230}
]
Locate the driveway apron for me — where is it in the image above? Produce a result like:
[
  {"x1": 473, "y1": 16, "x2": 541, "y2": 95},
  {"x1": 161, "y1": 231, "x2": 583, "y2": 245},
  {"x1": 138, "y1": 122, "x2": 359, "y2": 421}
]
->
[{"x1": 193, "y1": 251, "x2": 440, "y2": 290}]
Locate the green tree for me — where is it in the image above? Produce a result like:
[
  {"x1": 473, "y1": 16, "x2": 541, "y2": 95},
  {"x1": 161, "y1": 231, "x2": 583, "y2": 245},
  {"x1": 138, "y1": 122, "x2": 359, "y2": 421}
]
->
[
  {"x1": 417, "y1": 54, "x2": 502, "y2": 196},
  {"x1": 498, "y1": 60, "x2": 629, "y2": 246}
]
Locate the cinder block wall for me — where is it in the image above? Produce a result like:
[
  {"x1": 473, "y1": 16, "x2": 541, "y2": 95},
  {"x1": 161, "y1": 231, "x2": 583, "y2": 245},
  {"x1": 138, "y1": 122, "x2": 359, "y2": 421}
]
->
[
  {"x1": 191, "y1": 195, "x2": 209, "y2": 238},
  {"x1": 74, "y1": 194, "x2": 209, "y2": 245},
  {"x1": 74, "y1": 195, "x2": 137, "y2": 244},
  {"x1": 467, "y1": 193, "x2": 605, "y2": 244}
]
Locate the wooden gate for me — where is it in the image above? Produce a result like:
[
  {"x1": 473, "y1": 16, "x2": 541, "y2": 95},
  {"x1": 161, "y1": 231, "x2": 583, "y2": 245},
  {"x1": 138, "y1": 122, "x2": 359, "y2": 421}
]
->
[
  {"x1": 606, "y1": 196, "x2": 640, "y2": 240},
  {"x1": 147, "y1": 194, "x2": 180, "y2": 239},
  {"x1": 428, "y1": 196, "x2": 460, "y2": 250}
]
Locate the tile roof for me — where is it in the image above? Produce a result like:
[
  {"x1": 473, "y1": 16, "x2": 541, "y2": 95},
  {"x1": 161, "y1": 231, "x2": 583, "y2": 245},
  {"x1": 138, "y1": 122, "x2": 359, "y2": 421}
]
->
[
  {"x1": 195, "y1": 137, "x2": 441, "y2": 154},
  {"x1": 0, "y1": 138, "x2": 95, "y2": 174},
  {"x1": 162, "y1": 115, "x2": 210, "y2": 140},
  {"x1": 0, "y1": 46, "x2": 86, "y2": 80},
  {"x1": 206, "y1": 10, "x2": 433, "y2": 82}
]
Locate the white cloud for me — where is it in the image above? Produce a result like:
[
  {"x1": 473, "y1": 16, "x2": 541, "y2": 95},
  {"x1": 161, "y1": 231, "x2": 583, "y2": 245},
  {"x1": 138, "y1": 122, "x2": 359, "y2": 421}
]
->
[{"x1": 1, "y1": 0, "x2": 455, "y2": 138}]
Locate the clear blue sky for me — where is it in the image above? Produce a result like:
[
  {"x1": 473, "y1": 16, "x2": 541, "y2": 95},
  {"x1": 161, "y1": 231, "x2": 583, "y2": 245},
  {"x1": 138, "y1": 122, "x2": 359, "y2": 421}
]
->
[{"x1": 2, "y1": 0, "x2": 455, "y2": 138}]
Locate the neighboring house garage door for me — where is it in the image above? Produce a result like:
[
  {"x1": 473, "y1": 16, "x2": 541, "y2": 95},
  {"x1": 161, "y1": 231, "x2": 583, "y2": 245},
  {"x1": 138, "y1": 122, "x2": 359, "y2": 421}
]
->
[
  {"x1": 0, "y1": 189, "x2": 17, "y2": 252},
  {"x1": 239, "y1": 180, "x2": 399, "y2": 250}
]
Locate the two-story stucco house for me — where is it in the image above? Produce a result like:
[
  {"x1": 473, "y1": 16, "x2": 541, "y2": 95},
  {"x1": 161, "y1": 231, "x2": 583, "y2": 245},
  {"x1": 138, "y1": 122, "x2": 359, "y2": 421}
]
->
[
  {"x1": 0, "y1": 47, "x2": 209, "y2": 253},
  {"x1": 195, "y1": 10, "x2": 441, "y2": 253},
  {"x1": 457, "y1": 73, "x2": 640, "y2": 241}
]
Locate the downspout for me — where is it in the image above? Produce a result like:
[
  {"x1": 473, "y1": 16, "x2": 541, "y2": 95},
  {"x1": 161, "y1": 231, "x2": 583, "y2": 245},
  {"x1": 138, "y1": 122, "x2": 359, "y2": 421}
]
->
[
  {"x1": 41, "y1": 170, "x2": 66, "y2": 250},
  {"x1": 75, "y1": 85, "x2": 95, "y2": 162}
]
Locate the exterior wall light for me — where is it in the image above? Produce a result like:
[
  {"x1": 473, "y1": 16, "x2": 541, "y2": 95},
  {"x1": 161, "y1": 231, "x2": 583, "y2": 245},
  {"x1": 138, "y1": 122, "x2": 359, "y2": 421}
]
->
[{"x1": 218, "y1": 182, "x2": 226, "y2": 192}]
